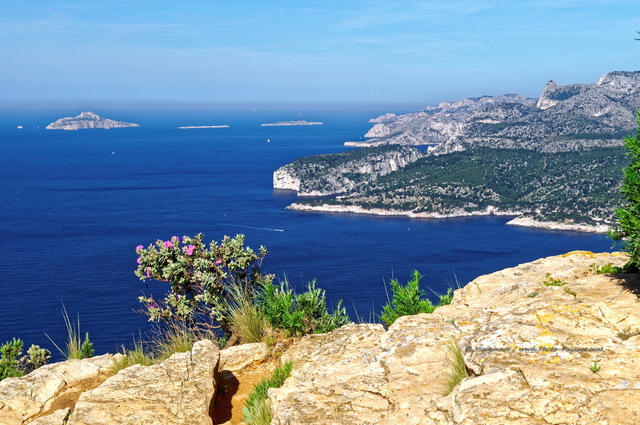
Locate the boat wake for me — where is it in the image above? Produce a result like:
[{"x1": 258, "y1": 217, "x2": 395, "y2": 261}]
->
[{"x1": 219, "y1": 223, "x2": 285, "y2": 232}]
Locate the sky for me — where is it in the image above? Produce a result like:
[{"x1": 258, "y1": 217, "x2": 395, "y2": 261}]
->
[{"x1": 1, "y1": 0, "x2": 639, "y2": 108}]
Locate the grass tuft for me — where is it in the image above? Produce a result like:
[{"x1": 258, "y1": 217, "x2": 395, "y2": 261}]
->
[
  {"x1": 243, "y1": 361, "x2": 293, "y2": 425},
  {"x1": 46, "y1": 305, "x2": 94, "y2": 360},
  {"x1": 443, "y1": 340, "x2": 469, "y2": 396}
]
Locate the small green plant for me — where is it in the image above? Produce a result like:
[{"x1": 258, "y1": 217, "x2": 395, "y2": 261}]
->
[
  {"x1": 443, "y1": 340, "x2": 469, "y2": 395},
  {"x1": 110, "y1": 339, "x2": 154, "y2": 375},
  {"x1": 542, "y1": 273, "x2": 568, "y2": 287},
  {"x1": 243, "y1": 361, "x2": 293, "y2": 425},
  {"x1": 590, "y1": 263, "x2": 623, "y2": 274},
  {"x1": 0, "y1": 338, "x2": 24, "y2": 380},
  {"x1": 526, "y1": 291, "x2": 539, "y2": 297},
  {"x1": 22, "y1": 344, "x2": 51, "y2": 374},
  {"x1": 563, "y1": 288, "x2": 577, "y2": 298},
  {"x1": 151, "y1": 321, "x2": 203, "y2": 361},
  {"x1": 0, "y1": 339, "x2": 51, "y2": 381},
  {"x1": 616, "y1": 327, "x2": 640, "y2": 340},
  {"x1": 381, "y1": 271, "x2": 453, "y2": 327},
  {"x1": 258, "y1": 279, "x2": 349, "y2": 337},
  {"x1": 46, "y1": 306, "x2": 94, "y2": 360},
  {"x1": 590, "y1": 360, "x2": 601, "y2": 373}
]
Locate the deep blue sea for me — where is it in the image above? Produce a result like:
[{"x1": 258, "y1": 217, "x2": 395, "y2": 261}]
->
[{"x1": 0, "y1": 107, "x2": 613, "y2": 358}]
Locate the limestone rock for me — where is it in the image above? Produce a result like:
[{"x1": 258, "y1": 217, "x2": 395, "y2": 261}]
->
[
  {"x1": 273, "y1": 145, "x2": 421, "y2": 196},
  {"x1": 0, "y1": 354, "x2": 119, "y2": 425},
  {"x1": 357, "y1": 71, "x2": 640, "y2": 152},
  {"x1": 270, "y1": 252, "x2": 640, "y2": 424},
  {"x1": 29, "y1": 408, "x2": 70, "y2": 425},
  {"x1": 68, "y1": 339, "x2": 219, "y2": 425},
  {"x1": 46, "y1": 111, "x2": 140, "y2": 130},
  {"x1": 219, "y1": 342, "x2": 269, "y2": 372}
]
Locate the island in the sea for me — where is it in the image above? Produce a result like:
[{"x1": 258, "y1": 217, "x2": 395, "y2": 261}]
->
[
  {"x1": 261, "y1": 120, "x2": 323, "y2": 126},
  {"x1": 178, "y1": 125, "x2": 230, "y2": 129},
  {"x1": 46, "y1": 111, "x2": 140, "y2": 130}
]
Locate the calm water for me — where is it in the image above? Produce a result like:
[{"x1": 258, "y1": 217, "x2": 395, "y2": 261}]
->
[{"x1": 0, "y1": 107, "x2": 613, "y2": 356}]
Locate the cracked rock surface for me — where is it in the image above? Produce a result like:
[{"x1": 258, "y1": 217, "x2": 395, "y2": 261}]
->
[
  {"x1": 270, "y1": 251, "x2": 640, "y2": 425},
  {"x1": 68, "y1": 339, "x2": 218, "y2": 425}
]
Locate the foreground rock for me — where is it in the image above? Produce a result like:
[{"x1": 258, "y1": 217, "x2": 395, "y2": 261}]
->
[
  {"x1": 46, "y1": 111, "x2": 140, "y2": 130},
  {"x1": 0, "y1": 354, "x2": 120, "y2": 425},
  {"x1": 270, "y1": 251, "x2": 640, "y2": 424},
  {"x1": 68, "y1": 339, "x2": 218, "y2": 425}
]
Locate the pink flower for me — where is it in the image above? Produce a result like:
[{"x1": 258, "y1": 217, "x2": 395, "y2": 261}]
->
[
  {"x1": 136, "y1": 245, "x2": 144, "y2": 252},
  {"x1": 136, "y1": 257, "x2": 142, "y2": 264},
  {"x1": 145, "y1": 267, "x2": 151, "y2": 277},
  {"x1": 171, "y1": 236, "x2": 179, "y2": 243},
  {"x1": 182, "y1": 236, "x2": 188, "y2": 243},
  {"x1": 215, "y1": 259, "x2": 222, "y2": 265},
  {"x1": 164, "y1": 241, "x2": 173, "y2": 248},
  {"x1": 185, "y1": 245, "x2": 195, "y2": 256}
]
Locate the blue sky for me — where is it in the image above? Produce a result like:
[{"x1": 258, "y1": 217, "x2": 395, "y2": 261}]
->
[{"x1": 1, "y1": 1, "x2": 638, "y2": 108}]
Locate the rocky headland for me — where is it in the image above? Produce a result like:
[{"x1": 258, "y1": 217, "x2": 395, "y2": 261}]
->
[
  {"x1": 2, "y1": 251, "x2": 639, "y2": 424},
  {"x1": 273, "y1": 145, "x2": 421, "y2": 196},
  {"x1": 274, "y1": 71, "x2": 640, "y2": 230},
  {"x1": 46, "y1": 112, "x2": 140, "y2": 130}
]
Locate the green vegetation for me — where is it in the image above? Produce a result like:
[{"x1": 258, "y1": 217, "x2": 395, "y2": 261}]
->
[
  {"x1": 590, "y1": 361, "x2": 601, "y2": 373},
  {"x1": 110, "y1": 340, "x2": 154, "y2": 375},
  {"x1": 380, "y1": 271, "x2": 453, "y2": 327},
  {"x1": 243, "y1": 361, "x2": 293, "y2": 425},
  {"x1": 616, "y1": 327, "x2": 640, "y2": 341},
  {"x1": 258, "y1": 279, "x2": 350, "y2": 337},
  {"x1": 563, "y1": 288, "x2": 577, "y2": 298},
  {"x1": 46, "y1": 306, "x2": 94, "y2": 360},
  {"x1": 299, "y1": 147, "x2": 626, "y2": 226},
  {"x1": 527, "y1": 291, "x2": 539, "y2": 297},
  {"x1": 136, "y1": 234, "x2": 350, "y2": 347},
  {"x1": 443, "y1": 340, "x2": 469, "y2": 395},
  {"x1": 590, "y1": 263, "x2": 624, "y2": 274},
  {"x1": 610, "y1": 113, "x2": 640, "y2": 271},
  {"x1": 542, "y1": 273, "x2": 569, "y2": 287},
  {"x1": 0, "y1": 338, "x2": 51, "y2": 381}
]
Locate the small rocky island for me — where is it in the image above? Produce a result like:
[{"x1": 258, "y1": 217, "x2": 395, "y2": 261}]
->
[
  {"x1": 46, "y1": 112, "x2": 140, "y2": 130},
  {"x1": 261, "y1": 120, "x2": 323, "y2": 126}
]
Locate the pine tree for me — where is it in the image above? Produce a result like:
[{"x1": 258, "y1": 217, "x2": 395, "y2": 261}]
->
[{"x1": 610, "y1": 112, "x2": 640, "y2": 271}]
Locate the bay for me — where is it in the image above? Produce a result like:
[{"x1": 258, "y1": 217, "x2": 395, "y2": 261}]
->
[{"x1": 0, "y1": 107, "x2": 613, "y2": 357}]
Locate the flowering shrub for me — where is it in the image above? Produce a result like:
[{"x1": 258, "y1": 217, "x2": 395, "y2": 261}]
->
[{"x1": 135, "y1": 233, "x2": 270, "y2": 334}]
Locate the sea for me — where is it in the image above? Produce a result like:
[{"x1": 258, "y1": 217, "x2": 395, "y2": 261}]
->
[{"x1": 0, "y1": 106, "x2": 614, "y2": 358}]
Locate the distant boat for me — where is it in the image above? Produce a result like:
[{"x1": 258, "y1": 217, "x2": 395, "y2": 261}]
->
[
  {"x1": 17, "y1": 125, "x2": 23, "y2": 129},
  {"x1": 267, "y1": 139, "x2": 270, "y2": 143}
]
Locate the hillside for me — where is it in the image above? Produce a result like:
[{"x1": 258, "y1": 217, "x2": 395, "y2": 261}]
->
[
  {"x1": 291, "y1": 147, "x2": 627, "y2": 229},
  {"x1": 357, "y1": 71, "x2": 640, "y2": 152},
  {"x1": 276, "y1": 71, "x2": 640, "y2": 230}
]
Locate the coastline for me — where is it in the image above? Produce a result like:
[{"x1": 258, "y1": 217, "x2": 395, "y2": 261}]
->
[{"x1": 287, "y1": 202, "x2": 609, "y2": 233}]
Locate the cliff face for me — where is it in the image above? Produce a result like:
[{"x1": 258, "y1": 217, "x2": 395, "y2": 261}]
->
[
  {"x1": 270, "y1": 251, "x2": 640, "y2": 424},
  {"x1": 360, "y1": 71, "x2": 640, "y2": 153},
  {"x1": 46, "y1": 112, "x2": 140, "y2": 130},
  {"x1": 273, "y1": 145, "x2": 421, "y2": 196}
]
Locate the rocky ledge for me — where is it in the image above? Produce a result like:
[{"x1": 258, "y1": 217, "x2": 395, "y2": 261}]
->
[
  {"x1": 271, "y1": 251, "x2": 640, "y2": 424},
  {"x1": 46, "y1": 112, "x2": 140, "y2": 130}
]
